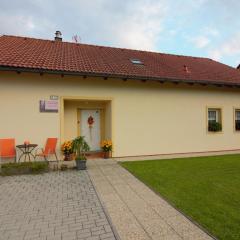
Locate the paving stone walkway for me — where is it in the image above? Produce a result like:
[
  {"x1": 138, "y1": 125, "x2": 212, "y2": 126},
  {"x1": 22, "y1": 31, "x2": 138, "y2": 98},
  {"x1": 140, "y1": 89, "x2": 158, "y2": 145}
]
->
[
  {"x1": 88, "y1": 159, "x2": 214, "y2": 240},
  {"x1": 0, "y1": 171, "x2": 117, "y2": 240}
]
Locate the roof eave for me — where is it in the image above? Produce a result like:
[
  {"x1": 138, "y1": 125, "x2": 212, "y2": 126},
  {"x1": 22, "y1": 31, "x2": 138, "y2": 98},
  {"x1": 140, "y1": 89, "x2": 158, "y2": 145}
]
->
[{"x1": 0, "y1": 65, "x2": 239, "y2": 88}]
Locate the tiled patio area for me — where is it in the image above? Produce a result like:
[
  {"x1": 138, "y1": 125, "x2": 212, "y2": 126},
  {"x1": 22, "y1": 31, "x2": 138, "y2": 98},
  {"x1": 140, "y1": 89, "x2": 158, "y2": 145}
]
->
[
  {"x1": 0, "y1": 171, "x2": 117, "y2": 240},
  {"x1": 88, "y1": 159, "x2": 214, "y2": 240}
]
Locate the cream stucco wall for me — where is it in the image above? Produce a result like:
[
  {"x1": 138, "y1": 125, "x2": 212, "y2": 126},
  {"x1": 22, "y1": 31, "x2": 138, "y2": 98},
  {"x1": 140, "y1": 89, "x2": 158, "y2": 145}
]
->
[{"x1": 1, "y1": 71, "x2": 240, "y2": 157}]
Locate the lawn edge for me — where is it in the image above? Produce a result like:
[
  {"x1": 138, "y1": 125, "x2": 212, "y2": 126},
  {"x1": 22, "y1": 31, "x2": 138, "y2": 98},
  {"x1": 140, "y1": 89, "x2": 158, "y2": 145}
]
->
[{"x1": 119, "y1": 161, "x2": 219, "y2": 240}]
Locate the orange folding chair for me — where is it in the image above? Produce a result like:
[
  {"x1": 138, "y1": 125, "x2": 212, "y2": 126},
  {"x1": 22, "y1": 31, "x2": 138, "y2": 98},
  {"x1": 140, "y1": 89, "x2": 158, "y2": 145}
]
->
[
  {"x1": 35, "y1": 138, "x2": 58, "y2": 161},
  {"x1": 0, "y1": 138, "x2": 16, "y2": 162}
]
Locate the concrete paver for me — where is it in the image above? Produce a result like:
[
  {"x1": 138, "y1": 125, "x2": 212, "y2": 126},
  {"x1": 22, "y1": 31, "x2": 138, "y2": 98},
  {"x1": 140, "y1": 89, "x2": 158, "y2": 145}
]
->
[
  {"x1": 0, "y1": 171, "x2": 117, "y2": 240},
  {"x1": 87, "y1": 159, "x2": 214, "y2": 240}
]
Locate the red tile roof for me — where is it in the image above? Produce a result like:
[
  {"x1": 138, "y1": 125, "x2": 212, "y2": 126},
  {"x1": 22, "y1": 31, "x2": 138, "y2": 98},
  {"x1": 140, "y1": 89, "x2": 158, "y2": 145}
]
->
[{"x1": 0, "y1": 35, "x2": 240, "y2": 86}]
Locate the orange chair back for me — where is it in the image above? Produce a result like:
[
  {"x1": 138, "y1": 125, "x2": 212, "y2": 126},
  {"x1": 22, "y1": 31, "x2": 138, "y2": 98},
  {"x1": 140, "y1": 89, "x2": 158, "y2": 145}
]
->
[
  {"x1": 0, "y1": 138, "x2": 16, "y2": 157},
  {"x1": 44, "y1": 138, "x2": 57, "y2": 155}
]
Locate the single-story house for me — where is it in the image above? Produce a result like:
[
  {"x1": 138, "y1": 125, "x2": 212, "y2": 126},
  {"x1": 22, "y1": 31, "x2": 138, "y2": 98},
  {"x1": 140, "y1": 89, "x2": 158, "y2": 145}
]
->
[{"x1": 1, "y1": 32, "x2": 240, "y2": 158}]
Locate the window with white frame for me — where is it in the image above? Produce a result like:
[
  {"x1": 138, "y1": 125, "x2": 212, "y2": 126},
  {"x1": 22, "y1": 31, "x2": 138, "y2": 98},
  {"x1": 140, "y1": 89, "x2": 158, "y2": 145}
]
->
[
  {"x1": 208, "y1": 110, "x2": 218, "y2": 122},
  {"x1": 235, "y1": 109, "x2": 240, "y2": 131},
  {"x1": 208, "y1": 108, "x2": 222, "y2": 132}
]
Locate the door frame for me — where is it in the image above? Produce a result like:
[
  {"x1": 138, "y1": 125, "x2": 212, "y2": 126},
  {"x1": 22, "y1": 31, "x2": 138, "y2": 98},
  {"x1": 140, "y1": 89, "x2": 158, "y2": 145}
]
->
[
  {"x1": 77, "y1": 108, "x2": 105, "y2": 144},
  {"x1": 60, "y1": 96, "x2": 113, "y2": 156}
]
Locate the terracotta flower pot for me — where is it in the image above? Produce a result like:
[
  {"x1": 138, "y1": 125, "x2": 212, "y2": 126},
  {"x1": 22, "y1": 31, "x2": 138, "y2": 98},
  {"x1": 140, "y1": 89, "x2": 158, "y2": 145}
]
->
[
  {"x1": 64, "y1": 154, "x2": 71, "y2": 161},
  {"x1": 24, "y1": 140, "x2": 30, "y2": 145},
  {"x1": 103, "y1": 151, "x2": 110, "y2": 159}
]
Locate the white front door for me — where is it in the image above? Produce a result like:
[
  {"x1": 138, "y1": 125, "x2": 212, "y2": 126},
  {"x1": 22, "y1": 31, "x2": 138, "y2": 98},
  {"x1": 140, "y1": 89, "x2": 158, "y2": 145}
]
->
[{"x1": 80, "y1": 109, "x2": 101, "y2": 151}]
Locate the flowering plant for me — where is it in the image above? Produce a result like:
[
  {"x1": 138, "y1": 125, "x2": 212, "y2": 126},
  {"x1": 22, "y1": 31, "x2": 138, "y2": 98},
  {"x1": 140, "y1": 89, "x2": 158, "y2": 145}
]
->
[
  {"x1": 61, "y1": 141, "x2": 73, "y2": 155},
  {"x1": 101, "y1": 140, "x2": 112, "y2": 152}
]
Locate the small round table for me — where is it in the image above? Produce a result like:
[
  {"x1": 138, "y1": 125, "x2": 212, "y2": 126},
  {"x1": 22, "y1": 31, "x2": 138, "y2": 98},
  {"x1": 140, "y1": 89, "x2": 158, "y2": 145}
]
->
[{"x1": 16, "y1": 144, "x2": 38, "y2": 162}]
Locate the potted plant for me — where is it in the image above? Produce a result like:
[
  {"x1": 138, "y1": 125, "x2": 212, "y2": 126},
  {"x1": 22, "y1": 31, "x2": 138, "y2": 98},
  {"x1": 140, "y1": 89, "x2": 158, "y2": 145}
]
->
[
  {"x1": 72, "y1": 136, "x2": 90, "y2": 170},
  {"x1": 61, "y1": 140, "x2": 73, "y2": 161},
  {"x1": 101, "y1": 140, "x2": 112, "y2": 159},
  {"x1": 208, "y1": 121, "x2": 222, "y2": 132}
]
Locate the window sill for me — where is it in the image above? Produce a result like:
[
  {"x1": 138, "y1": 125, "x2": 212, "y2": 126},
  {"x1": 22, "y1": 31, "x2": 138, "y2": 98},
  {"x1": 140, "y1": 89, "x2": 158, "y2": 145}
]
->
[{"x1": 207, "y1": 130, "x2": 223, "y2": 134}]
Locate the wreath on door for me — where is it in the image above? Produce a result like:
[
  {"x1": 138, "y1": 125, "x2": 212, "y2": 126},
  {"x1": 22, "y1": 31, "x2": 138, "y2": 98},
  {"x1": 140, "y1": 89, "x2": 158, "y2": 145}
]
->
[
  {"x1": 88, "y1": 116, "x2": 94, "y2": 128},
  {"x1": 87, "y1": 116, "x2": 94, "y2": 141}
]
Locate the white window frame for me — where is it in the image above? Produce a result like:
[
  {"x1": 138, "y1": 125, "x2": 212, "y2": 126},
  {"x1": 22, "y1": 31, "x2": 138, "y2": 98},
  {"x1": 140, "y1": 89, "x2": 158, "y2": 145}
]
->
[
  {"x1": 207, "y1": 107, "x2": 222, "y2": 133},
  {"x1": 208, "y1": 109, "x2": 220, "y2": 122},
  {"x1": 235, "y1": 110, "x2": 240, "y2": 120}
]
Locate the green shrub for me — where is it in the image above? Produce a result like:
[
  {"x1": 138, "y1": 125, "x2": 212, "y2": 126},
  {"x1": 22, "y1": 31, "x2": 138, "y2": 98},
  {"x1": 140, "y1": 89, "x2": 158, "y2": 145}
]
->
[
  {"x1": 208, "y1": 121, "x2": 222, "y2": 132},
  {"x1": 30, "y1": 162, "x2": 49, "y2": 173},
  {"x1": 0, "y1": 161, "x2": 48, "y2": 176}
]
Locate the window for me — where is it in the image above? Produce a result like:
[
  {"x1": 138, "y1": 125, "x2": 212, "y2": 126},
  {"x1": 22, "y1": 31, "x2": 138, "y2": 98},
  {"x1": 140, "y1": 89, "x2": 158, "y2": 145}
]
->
[
  {"x1": 130, "y1": 59, "x2": 143, "y2": 65},
  {"x1": 207, "y1": 108, "x2": 222, "y2": 132},
  {"x1": 235, "y1": 109, "x2": 240, "y2": 131}
]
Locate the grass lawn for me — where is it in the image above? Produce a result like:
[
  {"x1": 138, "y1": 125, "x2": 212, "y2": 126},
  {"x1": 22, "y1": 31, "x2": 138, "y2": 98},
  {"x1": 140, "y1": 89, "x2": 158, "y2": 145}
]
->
[{"x1": 120, "y1": 154, "x2": 240, "y2": 240}]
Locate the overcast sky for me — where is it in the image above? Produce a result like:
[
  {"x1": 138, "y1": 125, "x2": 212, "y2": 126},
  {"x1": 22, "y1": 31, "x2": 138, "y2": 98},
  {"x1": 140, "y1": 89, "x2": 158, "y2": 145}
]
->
[{"x1": 0, "y1": 0, "x2": 240, "y2": 67}]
